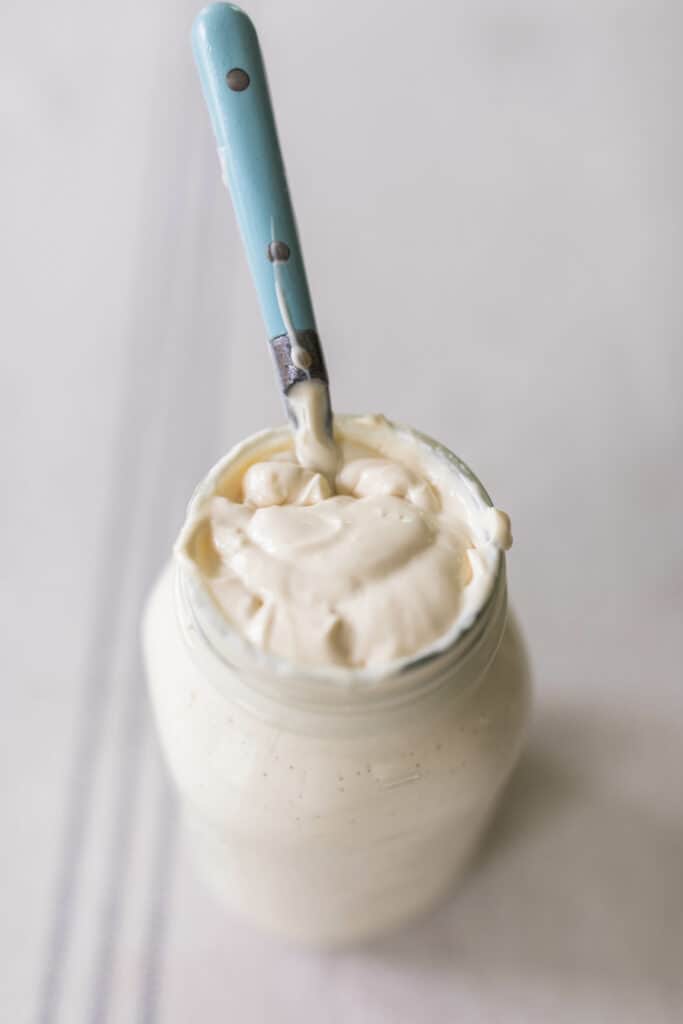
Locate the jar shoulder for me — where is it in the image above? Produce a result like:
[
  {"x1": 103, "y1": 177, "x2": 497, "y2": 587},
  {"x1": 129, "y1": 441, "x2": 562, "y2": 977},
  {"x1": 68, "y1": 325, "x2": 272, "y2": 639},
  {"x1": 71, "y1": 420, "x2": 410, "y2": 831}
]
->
[
  {"x1": 446, "y1": 608, "x2": 531, "y2": 777},
  {"x1": 143, "y1": 563, "x2": 530, "y2": 826}
]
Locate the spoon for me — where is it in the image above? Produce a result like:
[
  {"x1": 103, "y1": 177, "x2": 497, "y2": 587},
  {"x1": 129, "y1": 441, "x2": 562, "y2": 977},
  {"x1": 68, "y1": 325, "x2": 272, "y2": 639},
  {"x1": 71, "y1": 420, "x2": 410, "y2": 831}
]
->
[{"x1": 192, "y1": 2, "x2": 334, "y2": 443}]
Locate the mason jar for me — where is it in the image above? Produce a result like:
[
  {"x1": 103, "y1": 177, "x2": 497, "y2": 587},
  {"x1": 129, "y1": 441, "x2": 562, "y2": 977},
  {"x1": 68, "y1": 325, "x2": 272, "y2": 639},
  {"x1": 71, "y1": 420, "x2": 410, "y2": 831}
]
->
[{"x1": 142, "y1": 424, "x2": 531, "y2": 945}]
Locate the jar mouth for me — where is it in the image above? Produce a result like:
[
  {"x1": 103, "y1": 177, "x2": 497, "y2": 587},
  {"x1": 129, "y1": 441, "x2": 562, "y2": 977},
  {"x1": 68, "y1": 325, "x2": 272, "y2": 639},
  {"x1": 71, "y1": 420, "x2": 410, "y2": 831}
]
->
[{"x1": 175, "y1": 415, "x2": 508, "y2": 709}]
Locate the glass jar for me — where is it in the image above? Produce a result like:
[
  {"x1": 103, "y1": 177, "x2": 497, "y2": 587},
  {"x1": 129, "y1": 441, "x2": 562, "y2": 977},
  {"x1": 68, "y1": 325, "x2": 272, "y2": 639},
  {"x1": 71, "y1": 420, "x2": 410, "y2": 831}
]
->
[{"x1": 143, "y1": 426, "x2": 531, "y2": 945}]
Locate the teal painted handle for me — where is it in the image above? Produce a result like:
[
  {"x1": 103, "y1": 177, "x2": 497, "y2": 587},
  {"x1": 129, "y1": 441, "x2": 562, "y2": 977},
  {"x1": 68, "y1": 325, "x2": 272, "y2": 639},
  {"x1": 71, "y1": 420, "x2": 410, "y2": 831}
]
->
[{"x1": 192, "y1": 3, "x2": 316, "y2": 340}]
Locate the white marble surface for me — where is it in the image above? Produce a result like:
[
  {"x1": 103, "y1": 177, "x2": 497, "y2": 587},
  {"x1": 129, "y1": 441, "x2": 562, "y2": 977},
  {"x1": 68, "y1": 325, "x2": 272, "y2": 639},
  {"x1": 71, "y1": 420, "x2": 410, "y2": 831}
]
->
[{"x1": 2, "y1": 1, "x2": 682, "y2": 1022}]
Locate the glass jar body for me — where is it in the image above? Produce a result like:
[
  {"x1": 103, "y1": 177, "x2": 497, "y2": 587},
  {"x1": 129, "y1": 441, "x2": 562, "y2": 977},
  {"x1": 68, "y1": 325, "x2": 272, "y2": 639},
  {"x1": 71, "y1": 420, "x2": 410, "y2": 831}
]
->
[{"x1": 143, "y1": 562, "x2": 531, "y2": 946}]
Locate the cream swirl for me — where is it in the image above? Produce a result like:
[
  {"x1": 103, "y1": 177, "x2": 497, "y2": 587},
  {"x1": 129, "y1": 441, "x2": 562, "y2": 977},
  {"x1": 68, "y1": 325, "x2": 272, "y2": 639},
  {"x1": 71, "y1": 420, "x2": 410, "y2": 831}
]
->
[{"x1": 177, "y1": 415, "x2": 511, "y2": 671}]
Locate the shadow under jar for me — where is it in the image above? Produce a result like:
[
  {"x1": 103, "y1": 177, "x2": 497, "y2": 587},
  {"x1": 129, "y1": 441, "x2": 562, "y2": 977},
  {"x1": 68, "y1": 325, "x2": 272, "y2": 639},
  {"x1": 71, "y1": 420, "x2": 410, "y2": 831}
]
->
[{"x1": 142, "y1": 428, "x2": 531, "y2": 946}]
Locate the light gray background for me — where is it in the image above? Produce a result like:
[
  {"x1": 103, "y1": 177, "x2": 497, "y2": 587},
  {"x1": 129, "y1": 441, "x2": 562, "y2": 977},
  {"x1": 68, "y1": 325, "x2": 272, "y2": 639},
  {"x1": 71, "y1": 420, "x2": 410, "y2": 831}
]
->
[{"x1": 2, "y1": 1, "x2": 682, "y2": 1022}]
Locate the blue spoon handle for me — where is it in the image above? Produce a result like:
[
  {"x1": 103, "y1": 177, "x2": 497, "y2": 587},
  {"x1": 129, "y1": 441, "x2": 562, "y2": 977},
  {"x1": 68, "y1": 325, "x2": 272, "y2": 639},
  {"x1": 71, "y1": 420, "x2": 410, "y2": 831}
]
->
[{"x1": 192, "y1": 3, "x2": 318, "y2": 346}]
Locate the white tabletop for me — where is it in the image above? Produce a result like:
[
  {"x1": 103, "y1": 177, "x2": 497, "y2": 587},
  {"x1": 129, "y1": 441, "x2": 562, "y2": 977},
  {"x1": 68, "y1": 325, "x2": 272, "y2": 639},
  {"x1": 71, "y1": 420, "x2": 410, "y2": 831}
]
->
[{"x1": 3, "y1": 2, "x2": 682, "y2": 1022}]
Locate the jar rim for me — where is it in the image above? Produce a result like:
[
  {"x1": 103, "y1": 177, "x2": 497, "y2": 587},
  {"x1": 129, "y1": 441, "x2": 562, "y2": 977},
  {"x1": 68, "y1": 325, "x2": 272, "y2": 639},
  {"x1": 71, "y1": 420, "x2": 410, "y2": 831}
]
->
[{"x1": 174, "y1": 416, "x2": 508, "y2": 712}]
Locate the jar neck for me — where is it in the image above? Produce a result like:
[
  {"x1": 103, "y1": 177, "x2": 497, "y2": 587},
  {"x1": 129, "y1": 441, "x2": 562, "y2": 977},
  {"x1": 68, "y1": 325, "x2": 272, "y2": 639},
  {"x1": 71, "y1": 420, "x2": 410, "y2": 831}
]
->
[{"x1": 175, "y1": 555, "x2": 508, "y2": 726}]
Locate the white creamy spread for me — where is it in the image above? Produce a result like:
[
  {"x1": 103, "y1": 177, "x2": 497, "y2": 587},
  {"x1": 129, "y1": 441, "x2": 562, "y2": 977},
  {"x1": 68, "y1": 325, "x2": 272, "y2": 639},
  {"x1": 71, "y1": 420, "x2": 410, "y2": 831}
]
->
[
  {"x1": 288, "y1": 378, "x2": 339, "y2": 483},
  {"x1": 177, "y1": 408, "x2": 511, "y2": 671}
]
